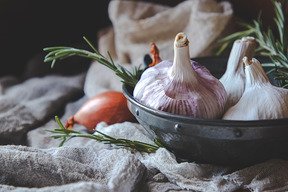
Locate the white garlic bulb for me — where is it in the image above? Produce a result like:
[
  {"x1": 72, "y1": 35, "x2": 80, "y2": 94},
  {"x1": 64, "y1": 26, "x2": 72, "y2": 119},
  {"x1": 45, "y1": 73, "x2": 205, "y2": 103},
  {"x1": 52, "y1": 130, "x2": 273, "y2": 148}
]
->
[
  {"x1": 133, "y1": 32, "x2": 227, "y2": 119},
  {"x1": 220, "y1": 37, "x2": 256, "y2": 111},
  {"x1": 223, "y1": 57, "x2": 288, "y2": 120}
]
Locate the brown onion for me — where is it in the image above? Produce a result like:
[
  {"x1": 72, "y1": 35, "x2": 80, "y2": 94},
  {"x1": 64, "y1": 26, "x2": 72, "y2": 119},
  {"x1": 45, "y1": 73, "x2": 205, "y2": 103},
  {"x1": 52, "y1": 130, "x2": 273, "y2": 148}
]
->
[{"x1": 65, "y1": 91, "x2": 136, "y2": 132}]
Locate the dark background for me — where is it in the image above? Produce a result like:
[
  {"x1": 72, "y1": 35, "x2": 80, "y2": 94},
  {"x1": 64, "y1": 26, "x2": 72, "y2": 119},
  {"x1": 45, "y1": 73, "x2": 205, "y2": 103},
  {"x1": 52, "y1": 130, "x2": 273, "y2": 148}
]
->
[
  {"x1": 0, "y1": 0, "x2": 279, "y2": 79},
  {"x1": 0, "y1": 0, "x2": 187, "y2": 79},
  {"x1": 0, "y1": 0, "x2": 111, "y2": 78}
]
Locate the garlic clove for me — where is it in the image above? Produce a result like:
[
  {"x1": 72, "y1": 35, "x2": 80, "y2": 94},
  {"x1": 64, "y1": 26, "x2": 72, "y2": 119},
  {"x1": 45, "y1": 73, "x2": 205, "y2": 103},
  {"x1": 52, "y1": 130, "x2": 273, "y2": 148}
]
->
[
  {"x1": 223, "y1": 56, "x2": 288, "y2": 120},
  {"x1": 133, "y1": 32, "x2": 227, "y2": 119},
  {"x1": 220, "y1": 37, "x2": 256, "y2": 111}
]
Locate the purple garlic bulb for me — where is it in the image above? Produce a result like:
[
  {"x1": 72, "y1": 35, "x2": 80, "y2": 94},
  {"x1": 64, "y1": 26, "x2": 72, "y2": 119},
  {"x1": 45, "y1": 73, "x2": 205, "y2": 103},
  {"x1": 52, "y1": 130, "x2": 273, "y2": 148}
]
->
[{"x1": 133, "y1": 32, "x2": 227, "y2": 119}]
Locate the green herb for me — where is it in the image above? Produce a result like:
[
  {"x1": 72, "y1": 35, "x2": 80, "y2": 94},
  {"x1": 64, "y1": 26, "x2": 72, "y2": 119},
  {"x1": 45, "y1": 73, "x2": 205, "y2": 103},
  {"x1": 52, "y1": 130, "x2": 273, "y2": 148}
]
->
[
  {"x1": 216, "y1": 0, "x2": 288, "y2": 88},
  {"x1": 43, "y1": 37, "x2": 144, "y2": 87},
  {"x1": 47, "y1": 116, "x2": 162, "y2": 153}
]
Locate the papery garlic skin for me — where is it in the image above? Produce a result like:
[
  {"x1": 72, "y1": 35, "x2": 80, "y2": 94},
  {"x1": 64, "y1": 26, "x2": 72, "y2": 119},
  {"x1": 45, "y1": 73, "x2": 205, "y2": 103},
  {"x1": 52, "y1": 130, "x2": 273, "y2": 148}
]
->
[
  {"x1": 220, "y1": 37, "x2": 256, "y2": 111},
  {"x1": 133, "y1": 32, "x2": 227, "y2": 119},
  {"x1": 223, "y1": 57, "x2": 288, "y2": 120}
]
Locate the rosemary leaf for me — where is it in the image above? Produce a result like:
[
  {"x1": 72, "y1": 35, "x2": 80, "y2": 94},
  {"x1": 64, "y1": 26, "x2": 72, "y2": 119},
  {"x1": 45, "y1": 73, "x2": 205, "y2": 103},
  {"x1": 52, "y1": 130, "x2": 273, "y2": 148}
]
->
[
  {"x1": 59, "y1": 138, "x2": 67, "y2": 147},
  {"x1": 43, "y1": 37, "x2": 143, "y2": 88},
  {"x1": 48, "y1": 116, "x2": 161, "y2": 153},
  {"x1": 107, "y1": 51, "x2": 115, "y2": 66},
  {"x1": 214, "y1": 42, "x2": 229, "y2": 56},
  {"x1": 55, "y1": 116, "x2": 65, "y2": 129},
  {"x1": 43, "y1": 47, "x2": 71, "y2": 51},
  {"x1": 216, "y1": 0, "x2": 288, "y2": 88},
  {"x1": 83, "y1": 36, "x2": 101, "y2": 55},
  {"x1": 217, "y1": 28, "x2": 254, "y2": 43}
]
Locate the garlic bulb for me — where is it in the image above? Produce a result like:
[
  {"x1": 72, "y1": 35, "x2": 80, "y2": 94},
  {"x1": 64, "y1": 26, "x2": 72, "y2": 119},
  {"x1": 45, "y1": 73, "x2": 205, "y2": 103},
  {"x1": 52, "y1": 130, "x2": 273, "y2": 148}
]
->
[
  {"x1": 220, "y1": 37, "x2": 256, "y2": 111},
  {"x1": 223, "y1": 57, "x2": 288, "y2": 120},
  {"x1": 133, "y1": 32, "x2": 227, "y2": 119}
]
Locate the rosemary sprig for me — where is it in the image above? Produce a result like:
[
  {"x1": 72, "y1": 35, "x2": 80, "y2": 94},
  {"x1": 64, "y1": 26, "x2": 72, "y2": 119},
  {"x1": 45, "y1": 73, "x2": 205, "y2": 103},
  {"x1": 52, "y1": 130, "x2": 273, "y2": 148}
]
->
[
  {"x1": 216, "y1": 0, "x2": 288, "y2": 87},
  {"x1": 47, "y1": 116, "x2": 162, "y2": 153},
  {"x1": 43, "y1": 37, "x2": 144, "y2": 87}
]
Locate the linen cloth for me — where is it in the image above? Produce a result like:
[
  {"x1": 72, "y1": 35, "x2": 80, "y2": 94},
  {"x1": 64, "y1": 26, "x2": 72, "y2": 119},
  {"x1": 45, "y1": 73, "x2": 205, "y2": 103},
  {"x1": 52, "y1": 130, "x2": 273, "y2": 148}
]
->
[
  {"x1": 84, "y1": 0, "x2": 233, "y2": 97},
  {"x1": 1, "y1": 0, "x2": 288, "y2": 192}
]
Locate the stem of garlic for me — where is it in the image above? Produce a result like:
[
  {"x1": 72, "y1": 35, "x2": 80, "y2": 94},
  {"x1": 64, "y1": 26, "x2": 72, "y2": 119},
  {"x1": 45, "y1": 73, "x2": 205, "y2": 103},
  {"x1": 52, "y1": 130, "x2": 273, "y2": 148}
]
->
[
  {"x1": 226, "y1": 37, "x2": 256, "y2": 74},
  {"x1": 220, "y1": 37, "x2": 256, "y2": 111},
  {"x1": 168, "y1": 33, "x2": 197, "y2": 83},
  {"x1": 243, "y1": 57, "x2": 270, "y2": 87}
]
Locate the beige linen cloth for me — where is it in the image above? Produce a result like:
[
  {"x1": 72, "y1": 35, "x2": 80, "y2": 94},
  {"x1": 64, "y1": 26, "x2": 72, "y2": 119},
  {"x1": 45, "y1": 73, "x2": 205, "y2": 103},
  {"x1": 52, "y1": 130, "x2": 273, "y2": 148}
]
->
[
  {"x1": 84, "y1": 0, "x2": 233, "y2": 97},
  {"x1": 1, "y1": 0, "x2": 288, "y2": 192}
]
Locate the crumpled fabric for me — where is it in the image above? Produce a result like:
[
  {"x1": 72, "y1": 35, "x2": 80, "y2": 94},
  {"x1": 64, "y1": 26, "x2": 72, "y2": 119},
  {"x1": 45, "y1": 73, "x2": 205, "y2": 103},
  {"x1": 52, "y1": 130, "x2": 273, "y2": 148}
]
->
[
  {"x1": 0, "y1": 144, "x2": 146, "y2": 192},
  {"x1": 0, "y1": 73, "x2": 85, "y2": 145},
  {"x1": 84, "y1": 0, "x2": 233, "y2": 97},
  {"x1": 1, "y1": 121, "x2": 288, "y2": 191},
  {"x1": 1, "y1": 0, "x2": 288, "y2": 192}
]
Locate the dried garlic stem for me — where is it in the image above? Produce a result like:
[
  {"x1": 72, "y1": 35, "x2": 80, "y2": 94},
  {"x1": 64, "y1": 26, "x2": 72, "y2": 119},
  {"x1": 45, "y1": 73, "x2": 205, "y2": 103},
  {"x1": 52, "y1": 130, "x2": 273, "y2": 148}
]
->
[
  {"x1": 220, "y1": 36, "x2": 256, "y2": 111},
  {"x1": 243, "y1": 57, "x2": 270, "y2": 87},
  {"x1": 169, "y1": 33, "x2": 197, "y2": 83}
]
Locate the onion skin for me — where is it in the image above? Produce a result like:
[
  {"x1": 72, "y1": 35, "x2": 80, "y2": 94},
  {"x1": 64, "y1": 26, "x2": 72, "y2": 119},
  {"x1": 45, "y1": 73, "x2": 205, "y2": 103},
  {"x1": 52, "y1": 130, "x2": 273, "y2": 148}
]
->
[
  {"x1": 149, "y1": 42, "x2": 162, "y2": 67},
  {"x1": 65, "y1": 91, "x2": 136, "y2": 132}
]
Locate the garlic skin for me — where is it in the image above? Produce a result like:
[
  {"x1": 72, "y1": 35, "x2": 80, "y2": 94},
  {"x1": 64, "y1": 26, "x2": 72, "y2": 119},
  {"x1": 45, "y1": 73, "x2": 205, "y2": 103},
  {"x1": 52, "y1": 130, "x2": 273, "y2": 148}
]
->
[
  {"x1": 223, "y1": 57, "x2": 288, "y2": 120},
  {"x1": 220, "y1": 37, "x2": 256, "y2": 111},
  {"x1": 133, "y1": 32, "x2": 227, "y2": 119}
]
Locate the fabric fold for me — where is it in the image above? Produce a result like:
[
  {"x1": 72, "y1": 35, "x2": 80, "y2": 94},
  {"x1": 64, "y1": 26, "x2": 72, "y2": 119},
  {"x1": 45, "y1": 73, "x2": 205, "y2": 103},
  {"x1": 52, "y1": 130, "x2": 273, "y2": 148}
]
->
[
  {"x1": 1, "y1": 1, "x2": 287, "y2": 192},
  {"x1": 0, "y1": 145, "x2": 146, "y2": 191},
  {"x1": 0, "y1": 74, "x2": 85, "y2": 144},
  {"x1": 84, "y1": 0, "x2": 233, "y2": 97}
]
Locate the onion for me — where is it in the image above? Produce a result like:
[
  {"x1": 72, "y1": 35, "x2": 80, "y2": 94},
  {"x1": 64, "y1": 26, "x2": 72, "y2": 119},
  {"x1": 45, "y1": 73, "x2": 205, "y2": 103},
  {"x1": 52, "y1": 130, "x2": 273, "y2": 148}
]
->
[{"x1": 65, "y1": 91, "x2": 136, "y2": 132}]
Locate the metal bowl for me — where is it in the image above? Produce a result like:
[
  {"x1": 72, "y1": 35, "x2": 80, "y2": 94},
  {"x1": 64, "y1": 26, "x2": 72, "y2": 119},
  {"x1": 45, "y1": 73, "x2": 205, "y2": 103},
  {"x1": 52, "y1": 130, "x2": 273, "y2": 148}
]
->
[{"x1": 122, "y1": 56, "x2": 288, "y2": 166}]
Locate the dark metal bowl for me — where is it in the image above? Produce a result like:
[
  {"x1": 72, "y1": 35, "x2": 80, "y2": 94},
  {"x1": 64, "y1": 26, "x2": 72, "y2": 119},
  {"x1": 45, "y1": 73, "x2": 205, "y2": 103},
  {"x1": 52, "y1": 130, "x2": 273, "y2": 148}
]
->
[{"x1": 122, "y1": 56, "x2": 288, "y2": 166}]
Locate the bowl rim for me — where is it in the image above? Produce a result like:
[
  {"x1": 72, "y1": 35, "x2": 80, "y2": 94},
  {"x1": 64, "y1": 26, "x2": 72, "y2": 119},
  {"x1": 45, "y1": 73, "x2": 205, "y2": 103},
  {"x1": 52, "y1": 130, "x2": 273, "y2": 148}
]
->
[
  {"x1": 122, "y1": 55, "x2": 288, "y2": 127},
  {"x1": 122, "y1": 84, "x2": 288, "y2": 127}
]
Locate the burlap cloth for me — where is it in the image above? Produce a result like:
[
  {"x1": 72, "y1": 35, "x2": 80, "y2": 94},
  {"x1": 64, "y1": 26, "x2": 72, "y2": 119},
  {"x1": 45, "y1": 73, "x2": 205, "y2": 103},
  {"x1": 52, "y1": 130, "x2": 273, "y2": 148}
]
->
[{"x1": 1, "y1": 1, "x2": 288, "y2": 192}]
